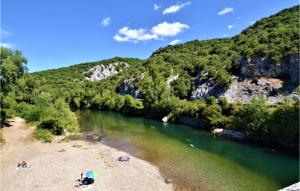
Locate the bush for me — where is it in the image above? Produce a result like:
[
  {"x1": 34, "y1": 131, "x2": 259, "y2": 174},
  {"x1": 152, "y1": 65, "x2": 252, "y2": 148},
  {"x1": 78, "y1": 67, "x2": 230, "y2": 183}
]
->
[
  {"x1": 266, "y1": 102, "x2": 299, "y2": 149},
  {"x1": 231, "y1": 98, "x2": 271, "y2": 139},
  {"x1": 38, "y1": 119, "x2": 64, "y2": 135},
  {"x1": 33, "y1": 128, "x2": 53, "y2": 143}
]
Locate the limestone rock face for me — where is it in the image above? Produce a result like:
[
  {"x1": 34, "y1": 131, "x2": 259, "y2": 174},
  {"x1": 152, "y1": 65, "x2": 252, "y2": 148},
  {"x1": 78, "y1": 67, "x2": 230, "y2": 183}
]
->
[
  {"x1": 84, "y1": 62, "x2": 129, "y2": 81},
  {"x1": 191, "y1": 54, "x2": 299, "y2": 104},
  {"x1": 223, "y1": 78, "x2": 286, "y2": 104},
  {"x1": 240, "y1": 54, "x2": 299, "y2": 81},
  {"x1": 288, "y1": 54, "x2": 300, "y2": 83},
  {"x1": 240, "y1": 56, "x2": 286, "y2": 77},
  {"x1": 191, "y1": 79, "x2": 224, "y2": 99},
  {"x1": 119, "y1": 79, "x2": 141, "y2": 99}
]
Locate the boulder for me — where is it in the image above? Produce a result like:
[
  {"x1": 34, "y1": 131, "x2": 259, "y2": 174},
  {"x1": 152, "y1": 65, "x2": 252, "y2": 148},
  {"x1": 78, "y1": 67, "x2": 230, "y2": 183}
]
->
[
  {"x1": 162, "y1": 116, "x2": 168, "y2": 123},
  {"x1": 212, "y1": 128, "x2": 245, "y2": 140}
]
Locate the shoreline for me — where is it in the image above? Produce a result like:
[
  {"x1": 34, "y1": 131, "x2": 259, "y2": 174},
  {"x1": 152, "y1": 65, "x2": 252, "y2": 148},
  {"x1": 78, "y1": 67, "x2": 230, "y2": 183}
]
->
[{"x1": 0, "y1": 117, "x2": 173, "y2": 191}]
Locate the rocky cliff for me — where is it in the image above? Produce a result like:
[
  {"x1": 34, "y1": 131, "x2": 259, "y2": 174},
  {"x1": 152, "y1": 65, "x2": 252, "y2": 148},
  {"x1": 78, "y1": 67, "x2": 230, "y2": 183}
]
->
[
  {"x1": 84, "y1": 62, "x2": 129, "y2": 81},
  {"x1": 191, "y1": 54, "x2": 299, "y2": 104},
  {"x1": 240, "y1": 54, "x2": 299, "y2": 82}
]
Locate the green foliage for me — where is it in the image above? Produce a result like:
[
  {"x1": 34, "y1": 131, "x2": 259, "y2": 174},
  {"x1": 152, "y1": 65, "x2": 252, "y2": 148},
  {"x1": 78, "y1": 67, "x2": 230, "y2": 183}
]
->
[
  {"x1": 234, "y1": 6, "x2": 299, "y2": 64},
  {"x1": 38, "y1": 119, "x2": 64, "y2": 135},
  {"x1": 171, "y1": 73, "x2": 192, "y2": 98},
  {"x1": 231, "y1": 98, "x2": 271, "y2": 139},
  {"x1": 33, "y1": 128, "x2": 53, "y2": 143},
  {"x1": 122, "y1": 95, "x2": 144, "y2": 115},
  {"x1": 10, "y1": 91, "x2": 79, "y2": 136},
  {"x1": 1, "y1": 6, "x2": 299, "y2": 150},
  {"x1": 0, "y1": 47, "x2": 27, "y2": 126},
  {"x1": 266, "y1": 101, "x2": 299, "y2": 149}
]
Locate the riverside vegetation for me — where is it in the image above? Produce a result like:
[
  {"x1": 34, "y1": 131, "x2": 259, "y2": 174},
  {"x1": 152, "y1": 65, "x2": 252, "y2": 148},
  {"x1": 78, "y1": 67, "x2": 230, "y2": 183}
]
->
[{"x1": 0, "y1": 6, "x2": 299, "y2": 150}]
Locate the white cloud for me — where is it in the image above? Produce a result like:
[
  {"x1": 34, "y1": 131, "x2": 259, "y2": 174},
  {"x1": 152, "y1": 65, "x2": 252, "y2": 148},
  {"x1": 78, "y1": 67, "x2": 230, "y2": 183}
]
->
[
  {"x1": 0, "y1": 42, "x2": 14, "y2": 48},
  {"x1": 227, "y1": 25, "x2": 234, "y2": 29},
  {"x1": 114, "y1": 22, "x2": 189, "y2": 43},
  {"x1": 162, "y1": 2, "x2": 191, "y2": 15},
  {"x1": 154, "y1": 3, "x2": 161, "y2": 11},
  {"x1": 223, "y1": 34, "x2": 228, "y2": 37},
  {"x1": 101, "y1": 17, "x2": 111, "y2": 27},
  {"x1": 218, "y1": 7, "x2": 234, "y2": 15},
  {"x1": 113, "y1": 27, "x2": 158, "y2": 43},
  {"x1": 169, "y1": 39, "x2": 181, "y2": 45},
  {"x1": 151, "y1": 22, "x2": 189, "y2": 37},
  {"x1": 237, "y1": 16, "x2": 241, "y2": 20}
]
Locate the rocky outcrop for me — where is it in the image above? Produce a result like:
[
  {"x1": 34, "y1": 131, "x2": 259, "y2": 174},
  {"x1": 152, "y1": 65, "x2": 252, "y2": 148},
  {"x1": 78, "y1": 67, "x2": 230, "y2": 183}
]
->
[
  {"x1": 162, "y1": 116, "x2": 168, "y2": 123},
  {"x1": 223, "y1": 77, "x2": 286, "y2": 104},
  {"x1": 240, "y1": 56, "x2": 286, "y2": 77},
  {"x1": 212, "y1": 128, "x2": 246, "y2": 140},
  {"x1": 279, "y1": 182, "x2": 300, "y2": 191},
  {"x1": 119, "y1": 79, "x2": 141, "y2": 99},
  {"x1": 84, "y1": 62, "x2": 129, "y2": 81},
  {"x1": 192, "y1": 77, "x2": 299, "y2": 104},
  {"x1": 288, "y1": 54, "x2": 300, "y2": 83},
  {"x1": 240, "y1": 54, "x2": 299, "y2": 82},
  {"x1": 191, "y1": 79, "x2": 225, "y2": 99},
  {"x1": 191, "y1": 54, "x2": 299, "y2": 104}
]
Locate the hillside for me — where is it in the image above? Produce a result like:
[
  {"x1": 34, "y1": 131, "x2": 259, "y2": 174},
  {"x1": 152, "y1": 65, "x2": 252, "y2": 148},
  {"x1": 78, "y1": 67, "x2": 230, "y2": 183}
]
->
[
  {"x1": 3, "y1": 5, "x2": 297, "y2": 150},
  {"x1": 32, "y1": 5, "x2": 299, "y2": 104}
]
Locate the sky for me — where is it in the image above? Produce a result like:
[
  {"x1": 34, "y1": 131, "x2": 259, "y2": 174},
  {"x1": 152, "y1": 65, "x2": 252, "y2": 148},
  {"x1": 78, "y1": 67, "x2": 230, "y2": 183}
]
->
[{"x1": 1, "y1": 0, "x2": 298, "y2": 72}]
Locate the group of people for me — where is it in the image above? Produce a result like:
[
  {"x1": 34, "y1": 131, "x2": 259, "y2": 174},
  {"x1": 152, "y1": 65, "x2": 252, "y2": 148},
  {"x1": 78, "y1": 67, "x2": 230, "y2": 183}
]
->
[
  {"x1": 78, "y1": 173, "x2": 94, "y2": 186},
  {"x1": 117, "y1": 156, "x2": 130, "y2": 162},
  {"x1": 17, "y1": 161, "x2": 28, "y2": 168}
]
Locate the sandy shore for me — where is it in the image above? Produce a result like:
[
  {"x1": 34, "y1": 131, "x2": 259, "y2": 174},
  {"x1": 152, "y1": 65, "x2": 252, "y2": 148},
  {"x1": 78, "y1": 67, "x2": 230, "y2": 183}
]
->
[{"x1": 0, "y1": 117, "x2": 173, "y2": 191}]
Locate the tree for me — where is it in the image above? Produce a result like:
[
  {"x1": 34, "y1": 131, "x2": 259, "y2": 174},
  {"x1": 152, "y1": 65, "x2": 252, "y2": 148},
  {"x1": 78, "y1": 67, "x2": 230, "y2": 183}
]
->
[
  {"x1": 232, "y1": 98, "x2": 270, "y2": 139},
  {"x1": 0, "y1": 47, "x2": 27, "y2": 126}
]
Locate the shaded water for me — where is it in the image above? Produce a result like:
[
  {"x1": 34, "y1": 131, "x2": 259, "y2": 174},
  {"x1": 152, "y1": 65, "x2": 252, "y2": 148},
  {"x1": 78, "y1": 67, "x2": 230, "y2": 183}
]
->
[{"x1": 77, "y1": 110, "x2": 299, "y2": 191}]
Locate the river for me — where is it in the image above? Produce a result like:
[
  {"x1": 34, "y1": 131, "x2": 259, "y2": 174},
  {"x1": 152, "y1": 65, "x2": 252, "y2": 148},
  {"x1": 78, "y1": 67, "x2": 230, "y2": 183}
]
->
[{"x1": 77, "y1": 110, "x2": 299, "y2": 191}]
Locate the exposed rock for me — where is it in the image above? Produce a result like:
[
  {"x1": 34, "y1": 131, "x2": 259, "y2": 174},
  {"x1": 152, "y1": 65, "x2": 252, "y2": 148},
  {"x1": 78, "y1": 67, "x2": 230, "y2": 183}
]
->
[
  {"x1": 212, "y1": 128, "x2": 246, "y2": 140},
  {"x1": 240, "y1": 54, "x2": 299, "y2": 81},
  {"x1": 84, "y1": 62, "x2": 129, "y2": 81},
  {"x1": 119, "y1": 79, "x2": 142, "y2": 99},
  {"x1": 223, "y1": 77, "x2": 285, "y2": 104},
  {"x1": 191, "y1": 79, "x2": 225, "y2": 99},
  {"x1": 162, "y1": 116, "x2": 168, "y2": 123},
  {"x1": 288, "y1": 54, "x2": 300, "y2": 83},
  {"x1": 240, "y1": 56, "x2": 286, "y2": 77},
  {"x1": 279, "y1": 182, "x2": 300, "y2": 191},
  {"x1": 191, "y1": 53, "x2": 299, "y2": 104}
]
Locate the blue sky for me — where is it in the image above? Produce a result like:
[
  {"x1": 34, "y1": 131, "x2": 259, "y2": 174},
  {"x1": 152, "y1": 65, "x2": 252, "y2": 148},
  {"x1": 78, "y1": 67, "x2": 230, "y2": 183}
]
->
[{"x1": 1, "y1": 0, "x2": 298, "y2": 72}]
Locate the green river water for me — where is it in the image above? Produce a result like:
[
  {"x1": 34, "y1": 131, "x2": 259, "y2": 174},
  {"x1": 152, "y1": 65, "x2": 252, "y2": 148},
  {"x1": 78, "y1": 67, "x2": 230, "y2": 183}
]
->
[{"x1": 77, "y1": 110, "x2": 299, "y2": 191}]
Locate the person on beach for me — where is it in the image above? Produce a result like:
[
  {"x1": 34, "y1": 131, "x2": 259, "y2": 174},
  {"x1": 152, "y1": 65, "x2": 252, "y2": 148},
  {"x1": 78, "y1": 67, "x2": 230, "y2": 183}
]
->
[
  {"x1": 21, "y1": 161, "x2": 27, "y2": 167},
  {"x1": 17, "y1": 161, "x2": 28, "y2": 168}
]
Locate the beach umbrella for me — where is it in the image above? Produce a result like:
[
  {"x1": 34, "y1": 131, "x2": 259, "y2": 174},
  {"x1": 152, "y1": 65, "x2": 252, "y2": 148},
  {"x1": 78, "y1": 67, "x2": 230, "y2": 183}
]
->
[{"x1": 86, "y1": 170, "x2": 99, "y2": 179}]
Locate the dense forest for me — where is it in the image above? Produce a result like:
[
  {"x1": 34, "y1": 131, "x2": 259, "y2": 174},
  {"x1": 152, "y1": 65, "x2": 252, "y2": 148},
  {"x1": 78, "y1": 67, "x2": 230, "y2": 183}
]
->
[{"x1": 1, "y1": 6, "x2": 299, "y2": 149}]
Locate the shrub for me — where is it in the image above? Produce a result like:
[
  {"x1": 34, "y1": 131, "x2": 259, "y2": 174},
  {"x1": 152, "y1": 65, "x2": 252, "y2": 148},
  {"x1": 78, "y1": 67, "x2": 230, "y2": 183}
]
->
[
  {"x1": 231, "y1": 98, "x2": 270, "y2": 139},
  {"x1": 33, "y1": 128, "x2": 53, "y2": 143},
  {"x1": 266, "y1": 102, "x2": 299, "y2": 149},
  {"x1": 38, "y1": 119, "x2": 64, "y2": 135}
]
